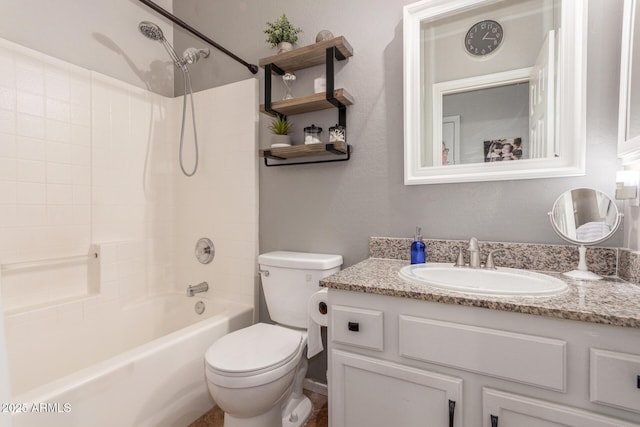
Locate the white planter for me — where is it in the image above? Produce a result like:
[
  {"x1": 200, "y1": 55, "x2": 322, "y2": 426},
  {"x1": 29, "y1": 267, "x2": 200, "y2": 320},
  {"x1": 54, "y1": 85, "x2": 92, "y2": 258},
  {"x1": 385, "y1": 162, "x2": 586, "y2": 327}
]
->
[
  {"x1": 277, "y1": 42, "x2": 293, "y2": 54},
  {"x1": 271, "y1": 134, "x2": 291, "y2": 147}
]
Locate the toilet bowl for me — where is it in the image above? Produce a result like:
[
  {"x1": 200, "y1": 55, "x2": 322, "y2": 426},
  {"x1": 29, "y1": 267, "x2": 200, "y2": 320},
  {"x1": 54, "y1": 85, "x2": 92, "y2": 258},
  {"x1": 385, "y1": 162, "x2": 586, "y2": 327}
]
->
[
  {"x1": 204, "y1": 251, "x2": 342, "y2": 427},
  {"x1": 205, "y1": 323, "x2": 308, "y2": 427}
]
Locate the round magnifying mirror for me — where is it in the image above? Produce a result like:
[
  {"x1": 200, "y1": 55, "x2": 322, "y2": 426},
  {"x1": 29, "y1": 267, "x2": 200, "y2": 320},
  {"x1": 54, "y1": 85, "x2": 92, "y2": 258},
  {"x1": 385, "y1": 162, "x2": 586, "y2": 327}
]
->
[{"x1": 549, "y1": 188, "x2": 622, "y2": 280}]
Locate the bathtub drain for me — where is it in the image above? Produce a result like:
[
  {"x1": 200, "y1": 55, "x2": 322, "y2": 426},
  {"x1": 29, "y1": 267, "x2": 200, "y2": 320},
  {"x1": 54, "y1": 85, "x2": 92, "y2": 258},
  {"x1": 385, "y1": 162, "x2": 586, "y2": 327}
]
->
[{"x1": 195, "y1": 300, "x2": 206, "y2": 315}]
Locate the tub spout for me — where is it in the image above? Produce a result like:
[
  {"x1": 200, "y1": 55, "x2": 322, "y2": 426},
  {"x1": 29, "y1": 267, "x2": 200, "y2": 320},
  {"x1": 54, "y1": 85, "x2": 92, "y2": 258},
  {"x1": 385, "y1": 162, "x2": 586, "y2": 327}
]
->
[{"x1": 187, "y1": 281, "x2": 209, "y2": 297}]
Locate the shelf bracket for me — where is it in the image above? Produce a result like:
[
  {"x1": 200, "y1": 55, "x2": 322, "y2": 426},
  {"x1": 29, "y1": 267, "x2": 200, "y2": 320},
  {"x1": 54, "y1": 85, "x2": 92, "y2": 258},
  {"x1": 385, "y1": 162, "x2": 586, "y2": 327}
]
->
[
  {"x1": 263, "y1": 144, "x2": 351, "y2": 167},
  {"x1": 264, "y1": 63, "x2": 285, "y2": 117},
  {"x1": 325, "y1": 47, "x2": 347, "y2": 128}
]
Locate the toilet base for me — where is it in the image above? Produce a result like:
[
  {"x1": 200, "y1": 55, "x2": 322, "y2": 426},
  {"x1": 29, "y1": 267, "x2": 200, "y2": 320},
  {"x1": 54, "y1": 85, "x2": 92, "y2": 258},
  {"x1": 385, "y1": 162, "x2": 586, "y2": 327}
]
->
[{"x1": 282, "y1": 395, "x2": 312, "y2": 427}]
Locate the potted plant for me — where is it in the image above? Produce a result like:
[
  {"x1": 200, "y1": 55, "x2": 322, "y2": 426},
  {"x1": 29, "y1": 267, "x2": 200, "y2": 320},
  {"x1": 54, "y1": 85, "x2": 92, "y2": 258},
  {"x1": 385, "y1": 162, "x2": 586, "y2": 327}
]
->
[
  {"x1": 269, "y1": 115, "x2": 293, "y2": 147},
  {"x1": 264, "y1": 14, "x2": 303, "y2": 54}
]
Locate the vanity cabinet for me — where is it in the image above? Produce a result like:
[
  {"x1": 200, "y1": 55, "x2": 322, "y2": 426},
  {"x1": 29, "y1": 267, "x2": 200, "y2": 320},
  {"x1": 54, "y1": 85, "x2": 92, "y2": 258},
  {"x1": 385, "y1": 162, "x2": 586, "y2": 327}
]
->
[
  {"x1": 327, "y1": 289, "x2": 640, "y2": 427},
  {"x1": 331, "y1": 350, "x2": 462, "y2": 427}
]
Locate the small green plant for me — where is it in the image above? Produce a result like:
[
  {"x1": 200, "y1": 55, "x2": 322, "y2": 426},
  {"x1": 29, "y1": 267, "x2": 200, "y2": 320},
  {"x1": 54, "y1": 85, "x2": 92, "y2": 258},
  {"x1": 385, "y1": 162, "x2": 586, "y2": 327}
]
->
[
  {"x1": 269, "y1": 115, "x2": 292, "y2": 135},
  {"x1": 264, "y1": 14, "x2": 303, "y2": 47}
]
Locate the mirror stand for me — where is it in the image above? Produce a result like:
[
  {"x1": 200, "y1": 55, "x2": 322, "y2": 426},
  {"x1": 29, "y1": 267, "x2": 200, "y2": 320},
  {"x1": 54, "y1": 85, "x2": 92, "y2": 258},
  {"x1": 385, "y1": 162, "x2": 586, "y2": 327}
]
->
[
  {"x1": 563, "y1": 245, "x2": 603, "y2": 281},
  {"x1": 548, "y1": 188, "x2": 623, "y2": 282}
]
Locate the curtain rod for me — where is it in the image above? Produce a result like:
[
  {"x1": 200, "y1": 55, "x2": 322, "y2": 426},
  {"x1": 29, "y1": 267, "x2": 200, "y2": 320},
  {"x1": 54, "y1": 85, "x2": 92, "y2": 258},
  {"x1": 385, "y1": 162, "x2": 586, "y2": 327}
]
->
[{"x1": 136, "y1": 0, "x2": 258, "y2": 75}]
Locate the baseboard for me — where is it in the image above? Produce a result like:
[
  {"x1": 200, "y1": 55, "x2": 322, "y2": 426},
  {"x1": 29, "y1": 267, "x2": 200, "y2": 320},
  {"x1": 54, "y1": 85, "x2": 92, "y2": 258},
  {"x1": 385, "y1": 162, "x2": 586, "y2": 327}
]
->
[{"x1": 303, "y1": 378, "x2": 328, "y2": 396}]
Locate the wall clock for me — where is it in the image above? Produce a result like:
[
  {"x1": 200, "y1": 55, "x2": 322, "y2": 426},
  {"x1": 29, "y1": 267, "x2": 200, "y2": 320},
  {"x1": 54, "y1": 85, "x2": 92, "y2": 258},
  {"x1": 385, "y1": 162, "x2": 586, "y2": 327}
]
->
[{"x1": 465, "y1": 20, "x2": 503, "y2": 56}]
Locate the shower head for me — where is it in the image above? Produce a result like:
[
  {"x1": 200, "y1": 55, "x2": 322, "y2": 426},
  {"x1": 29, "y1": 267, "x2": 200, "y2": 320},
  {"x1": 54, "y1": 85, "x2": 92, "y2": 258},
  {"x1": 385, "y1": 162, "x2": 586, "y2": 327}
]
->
[
  {"x1": 139, "y1": 21, "x2": 165, "y2": 41},
  {"x1": 138, "y1": 21, "x2": 183, "y2": 67}
]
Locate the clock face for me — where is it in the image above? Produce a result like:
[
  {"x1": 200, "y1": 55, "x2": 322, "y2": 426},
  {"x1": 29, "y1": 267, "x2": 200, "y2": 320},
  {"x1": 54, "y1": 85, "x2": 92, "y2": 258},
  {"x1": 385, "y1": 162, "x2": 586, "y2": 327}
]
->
[{"x1": 465, "y1": 20, "x2": 503, "y2": 56}]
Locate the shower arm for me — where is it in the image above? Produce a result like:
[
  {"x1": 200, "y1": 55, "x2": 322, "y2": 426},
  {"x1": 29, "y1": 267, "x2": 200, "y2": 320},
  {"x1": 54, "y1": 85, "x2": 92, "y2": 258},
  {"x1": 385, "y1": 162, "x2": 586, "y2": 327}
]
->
[{"x1": 136, "y1": 0, "x2": 259, "y2": 75}]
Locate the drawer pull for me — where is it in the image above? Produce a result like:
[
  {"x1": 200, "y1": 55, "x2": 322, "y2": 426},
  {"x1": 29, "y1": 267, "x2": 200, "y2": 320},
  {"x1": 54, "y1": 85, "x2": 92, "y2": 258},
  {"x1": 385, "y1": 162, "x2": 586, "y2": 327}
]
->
[
  {"x1": 448, "y1": 400, "x2": 455, "y2": 427},
  {"x1": 490, "y1": 414, "x2": 499, "y2": 427},
  {"x1": 637, "y1": 374, "x2": 640, "y2": 389},
  {"x1": 348, "y1": 321, "x2": 360, "y2": 332},
  {"x1": 318, "y1": 301, "x2": 327, "y2": 315}
]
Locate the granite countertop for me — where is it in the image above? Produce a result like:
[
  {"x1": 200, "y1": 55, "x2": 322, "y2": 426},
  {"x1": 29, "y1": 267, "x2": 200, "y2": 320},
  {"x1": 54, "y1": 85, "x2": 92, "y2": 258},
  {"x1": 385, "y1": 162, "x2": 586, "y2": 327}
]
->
[{"x1": 320, "y1": 258, "x2": 640, "y2": 328}]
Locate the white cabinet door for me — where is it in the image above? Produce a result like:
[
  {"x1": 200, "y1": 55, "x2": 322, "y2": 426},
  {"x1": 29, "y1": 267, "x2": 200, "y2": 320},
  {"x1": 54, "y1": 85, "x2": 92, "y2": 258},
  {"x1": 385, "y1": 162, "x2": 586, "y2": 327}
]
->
[
  {"x1": 482, "y1": 388, "x2": 639, "y2": 427},
  {"x1": 330, "y1": 349, "x2": 462, "y2": 427}
]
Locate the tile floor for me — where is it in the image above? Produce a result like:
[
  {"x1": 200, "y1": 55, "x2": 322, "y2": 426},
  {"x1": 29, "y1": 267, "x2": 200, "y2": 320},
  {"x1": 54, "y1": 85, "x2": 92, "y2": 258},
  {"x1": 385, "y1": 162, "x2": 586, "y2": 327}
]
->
[{"x1": 189, "y1": 390, "x2": 328, "y2": 427}]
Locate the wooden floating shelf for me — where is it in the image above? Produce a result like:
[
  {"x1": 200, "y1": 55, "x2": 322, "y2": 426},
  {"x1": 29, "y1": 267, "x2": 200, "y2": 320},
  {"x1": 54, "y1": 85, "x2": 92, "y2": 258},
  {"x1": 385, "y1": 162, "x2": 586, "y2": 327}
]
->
[
  {"x1": 259, "y1": 36, "x2": 353, "y2": 73},
  {"x1": 260, "y1": 89, "x2": 354, "y2": 116},
  {"x1": 259, "y1": 141, "x2": 348, "y2": 160}
]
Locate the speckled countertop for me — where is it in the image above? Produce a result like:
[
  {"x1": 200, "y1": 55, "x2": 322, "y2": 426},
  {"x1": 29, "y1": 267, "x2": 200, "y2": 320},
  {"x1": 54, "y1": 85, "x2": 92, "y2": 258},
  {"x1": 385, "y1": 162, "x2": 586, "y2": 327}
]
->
[{"x1": 320, "y1": 258, "x2": 640, "y2": 329}]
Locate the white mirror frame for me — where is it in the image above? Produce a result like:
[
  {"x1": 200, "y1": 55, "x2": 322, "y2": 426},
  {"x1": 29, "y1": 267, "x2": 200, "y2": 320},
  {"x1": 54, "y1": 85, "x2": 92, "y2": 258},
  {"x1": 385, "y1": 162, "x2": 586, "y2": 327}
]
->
[
  {"x1": 403, "y1": 0, "x2": 587, "y2": 185},
  {"x1": 618, "y1": 0, "x2": 640, "y2": 164}
]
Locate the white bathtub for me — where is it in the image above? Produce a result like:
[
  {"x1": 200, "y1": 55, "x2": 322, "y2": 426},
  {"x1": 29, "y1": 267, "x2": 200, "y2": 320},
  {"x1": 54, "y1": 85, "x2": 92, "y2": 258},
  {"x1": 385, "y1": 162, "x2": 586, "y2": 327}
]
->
[{"x1": 4, "y1": 294, "x2": 253, "y2": 427}]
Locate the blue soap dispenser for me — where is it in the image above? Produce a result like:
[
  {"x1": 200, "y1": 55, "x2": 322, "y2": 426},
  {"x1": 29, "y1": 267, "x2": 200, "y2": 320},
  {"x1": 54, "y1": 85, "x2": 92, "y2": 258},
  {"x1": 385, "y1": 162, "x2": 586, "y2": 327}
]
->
[{"x1": 411, "y1": 227, "x2": 426, "y2": 264}]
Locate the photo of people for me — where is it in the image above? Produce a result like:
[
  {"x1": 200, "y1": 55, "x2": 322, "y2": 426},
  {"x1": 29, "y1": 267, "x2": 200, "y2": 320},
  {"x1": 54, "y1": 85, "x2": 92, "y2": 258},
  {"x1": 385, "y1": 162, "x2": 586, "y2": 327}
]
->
[{"x1": 484, "y1": 137, "x2": 523, "y2": 162}]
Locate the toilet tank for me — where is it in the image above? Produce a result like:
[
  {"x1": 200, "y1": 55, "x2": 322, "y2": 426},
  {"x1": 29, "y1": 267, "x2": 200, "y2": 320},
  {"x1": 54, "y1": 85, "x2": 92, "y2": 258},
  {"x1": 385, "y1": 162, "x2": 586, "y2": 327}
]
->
[{"x1": 259, "y1": 251, "x2": 342, "y2": 329}]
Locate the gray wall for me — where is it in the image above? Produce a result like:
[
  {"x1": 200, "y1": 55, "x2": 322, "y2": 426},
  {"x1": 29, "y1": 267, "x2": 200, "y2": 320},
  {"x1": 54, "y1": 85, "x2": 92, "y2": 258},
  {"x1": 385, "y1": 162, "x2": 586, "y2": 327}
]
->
[
  {"x1": 174, "y1": 0, "x2": 624, "y2": 383},
  {"x1": 174, "y1": 0, "x2": 623, "y2": 264}
]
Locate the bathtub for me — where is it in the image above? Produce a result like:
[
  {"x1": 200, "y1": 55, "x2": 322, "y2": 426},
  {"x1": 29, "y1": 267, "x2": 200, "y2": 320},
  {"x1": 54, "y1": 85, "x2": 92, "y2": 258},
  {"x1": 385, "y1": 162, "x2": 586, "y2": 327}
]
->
[{"x1": 4, "y1": 294, "x2": 253, "y2": 427}]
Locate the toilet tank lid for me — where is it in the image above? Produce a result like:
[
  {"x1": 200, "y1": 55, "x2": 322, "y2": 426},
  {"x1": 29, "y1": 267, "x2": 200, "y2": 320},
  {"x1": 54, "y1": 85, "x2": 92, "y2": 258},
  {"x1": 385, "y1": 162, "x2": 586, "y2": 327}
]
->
[{"x1": 259, "y1": 251, "x2": 343, "y2": 270}]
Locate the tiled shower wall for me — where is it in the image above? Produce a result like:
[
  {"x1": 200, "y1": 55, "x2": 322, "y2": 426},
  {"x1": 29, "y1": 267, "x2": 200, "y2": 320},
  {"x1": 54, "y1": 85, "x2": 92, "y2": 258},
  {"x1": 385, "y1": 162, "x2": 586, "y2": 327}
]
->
[{"x1": 0, "y1": 37, "x2": 258, "y2": 312}]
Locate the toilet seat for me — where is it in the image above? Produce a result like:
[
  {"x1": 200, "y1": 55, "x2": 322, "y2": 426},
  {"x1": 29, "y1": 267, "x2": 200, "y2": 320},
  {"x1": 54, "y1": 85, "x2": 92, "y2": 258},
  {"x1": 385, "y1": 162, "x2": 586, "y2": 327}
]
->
[{"x1": 205, "y1": 323, "x2": 305, "y2": 388}]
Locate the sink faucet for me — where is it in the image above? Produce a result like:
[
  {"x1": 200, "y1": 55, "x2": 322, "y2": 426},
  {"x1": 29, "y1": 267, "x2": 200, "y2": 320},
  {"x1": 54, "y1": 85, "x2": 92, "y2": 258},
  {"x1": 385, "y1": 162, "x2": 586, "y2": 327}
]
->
[
  {"x1": 187, "y1": 281, "x2": 209, "y2": 297},
  {"x1": 468, "y1": 237, "x2": 481, "y2": 268}
]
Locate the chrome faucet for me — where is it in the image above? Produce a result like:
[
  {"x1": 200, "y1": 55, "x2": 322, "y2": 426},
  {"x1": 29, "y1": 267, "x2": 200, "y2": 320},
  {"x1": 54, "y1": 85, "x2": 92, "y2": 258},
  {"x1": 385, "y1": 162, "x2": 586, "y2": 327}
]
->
[
  {"x1": 187, "y1": 281, "x2": 209, "y2": 297},
  {"x1": 468, "y1": 237, "x2": 481, "y2": 268}
]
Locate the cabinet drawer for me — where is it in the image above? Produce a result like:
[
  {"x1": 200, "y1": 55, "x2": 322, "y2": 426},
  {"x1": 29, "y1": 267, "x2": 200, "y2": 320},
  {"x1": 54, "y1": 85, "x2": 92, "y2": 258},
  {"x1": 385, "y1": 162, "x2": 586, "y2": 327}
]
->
[
  {"x1": 331, "y1": 305, "x2": 383, "y2": 351},
  {"x1": 399, "y1": 315, "x2": 566, "y2": 391},
  {"x1": 590, "y1": 348, "x2": 640, "y2": 414}
]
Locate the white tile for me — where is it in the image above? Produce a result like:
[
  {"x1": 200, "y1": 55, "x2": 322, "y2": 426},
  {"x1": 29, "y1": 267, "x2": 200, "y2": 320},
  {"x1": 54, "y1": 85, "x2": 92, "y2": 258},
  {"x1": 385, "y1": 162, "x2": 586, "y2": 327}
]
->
[
  {"x1": 45, "y1": 70, "x2": 70, "y2": 101},
  {"x1": 17, "y1": 159, "x2": 46, "y2": 182},
  {"x1": 0, "y1": 181, "x2": 16, "y2": 204},
  {"x1": 70, "y1": 124, "x2": 90, "y2": 146},
  {"x1": 70, "y1": 105, "x2": 90, "y2": 126},
  {"x1": 45, "y1": 119, "x2": 71, "y2": 142},
  {"x1": 45, "y1": 99, "x2": 70, "y2": 122},
  {"x1": 15, "y1": 66, "x2": 44, "y2": 95},
  {"x1": 72, "y1": 205, "x2": 90, "y2": 225},
  {"x1": 16, "y1": 137, "x2": 45, "y2": 161},
  {"x1": 16, "y1": 114, "x2": 44, "y2": 139},
  {"x1": 46, "y1": 183, "x2": 72, "y2": 204},
  {"x1": 45, "y1": 141, "x2": 71, "y2": 163},
  {"x1": 70, "y1": 80, "x2": 90, "y2": 107},
  {"x1": 70, "y1": 145, "x2": 90, "y2": 166},
  {"x1": 15, "y1": 205, "x2": 47, "y2": 226},
  {"x1": 0, "y1": 204, "x2": 17, "y2": 225},
  {"x1": 72, "y1": 185, "x2": 91, "y2": 205},
  {"x1": 0, "y1": 87, "x2": 16, "y2": 110},
  {"x1": 0, "y1": 110, "x2": 16, "y2": 134},
  {"x1": 47, "y1": 205, "x2": 73, "y2": 226},
  {"x1": 16, "y1": 182, "x2": 45, "y2": 204},
  {"x1": 0, "y1": 133, "x2": 16, "y2": 157},
  {"x1": 0, "y1": 157, "x2": 16, "y2": 180},
  {"x1": 16, "y1": 92, "x2": 44, "y2": 116},
  {"x1": 46, "y1": 163, "x2": 72, "y2": 184},
  {"x1": 71, "y1": 165, "x2": 90, "y2": 185},
  {"x1": 0, "y1": 55, "x2": 15, "y2": 87}
]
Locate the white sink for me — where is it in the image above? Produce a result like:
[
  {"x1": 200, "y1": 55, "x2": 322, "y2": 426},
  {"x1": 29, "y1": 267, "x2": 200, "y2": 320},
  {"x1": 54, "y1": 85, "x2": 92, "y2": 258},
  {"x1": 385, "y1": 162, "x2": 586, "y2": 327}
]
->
[{"x1": 399, "y1": 263, "x2": 568, "y2": 297}]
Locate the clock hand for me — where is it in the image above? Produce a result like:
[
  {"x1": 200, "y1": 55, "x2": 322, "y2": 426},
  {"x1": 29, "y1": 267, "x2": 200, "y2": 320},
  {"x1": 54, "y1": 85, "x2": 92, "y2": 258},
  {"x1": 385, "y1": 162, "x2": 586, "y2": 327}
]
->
[{"x1": 482, "y1": 32, "x2": 496, "y2": 40}]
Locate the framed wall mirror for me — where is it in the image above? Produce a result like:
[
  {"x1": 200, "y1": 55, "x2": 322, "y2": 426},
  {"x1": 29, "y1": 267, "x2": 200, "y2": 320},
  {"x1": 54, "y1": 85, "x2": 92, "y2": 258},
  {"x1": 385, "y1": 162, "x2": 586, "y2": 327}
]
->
[
  {"x1": 618, "y1": 0, "x2": 640, "y2": 163},
  {"x1": 403, "y1": 0, "x2": 587, "y2": 185}
]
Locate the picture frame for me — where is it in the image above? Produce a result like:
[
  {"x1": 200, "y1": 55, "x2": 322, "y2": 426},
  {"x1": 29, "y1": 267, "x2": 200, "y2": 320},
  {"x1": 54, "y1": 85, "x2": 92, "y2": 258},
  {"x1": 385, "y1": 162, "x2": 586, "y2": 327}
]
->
[{"x1": 483, "y1": 137, "x2": 524, "y2": 162}]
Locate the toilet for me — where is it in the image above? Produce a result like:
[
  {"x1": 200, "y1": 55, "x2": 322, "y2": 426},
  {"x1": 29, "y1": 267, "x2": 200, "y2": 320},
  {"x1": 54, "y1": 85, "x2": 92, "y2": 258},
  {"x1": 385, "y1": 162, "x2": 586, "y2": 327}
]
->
[{"x1": 205, "y1": 251, "x2": 342, "y2": 427}]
